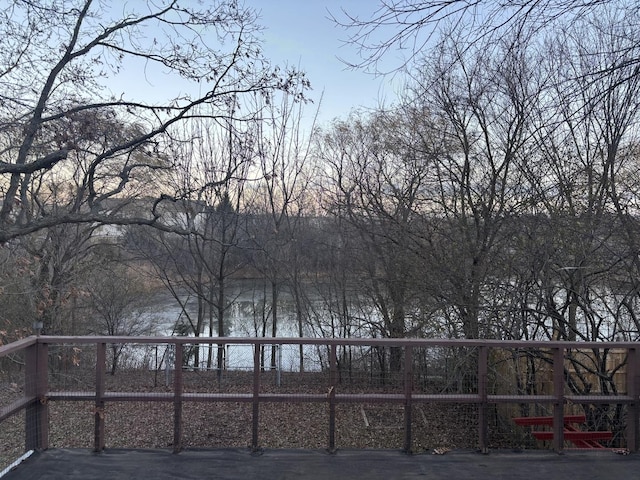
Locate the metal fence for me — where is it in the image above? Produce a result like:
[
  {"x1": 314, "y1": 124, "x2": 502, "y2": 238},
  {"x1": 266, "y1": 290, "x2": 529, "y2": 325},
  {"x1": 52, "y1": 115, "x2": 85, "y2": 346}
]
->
[{"x1": 1, "y1": 336, "x2": 639, "y2": 468}]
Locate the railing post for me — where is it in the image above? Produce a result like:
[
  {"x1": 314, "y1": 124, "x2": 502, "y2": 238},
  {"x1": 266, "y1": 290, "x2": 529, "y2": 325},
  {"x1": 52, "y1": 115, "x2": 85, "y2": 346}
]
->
[
  {"x1": 627, "y1": 347, "x2": 640, "y2": 452},
  {"x1": 403, "y1": 345, "x2": 413, "y2": 453},
  {"x1": 25, "y1": 339, "x2": 48, "y2": 452},
  {"x1": 328, "y1": 343, "x2": 337, "y2": 453},
  {"x1": 552, "y1": 347, "x2": 565, "y2": 453},
  {"x1": 478, "y1": 346, "x2": 488, "y2": 454},
  {"x1": 173, "y1": 343, "x2": 183, "y2": 453},
  {"x1": 276, "y1": 344, "x2": 282, "y2": 387},
  {"x1": 94, "y1": 343, "x2": 106, "y2": 452},
  {"x1": 251, "y1": 342, "x2": 262, "y2": 452}
]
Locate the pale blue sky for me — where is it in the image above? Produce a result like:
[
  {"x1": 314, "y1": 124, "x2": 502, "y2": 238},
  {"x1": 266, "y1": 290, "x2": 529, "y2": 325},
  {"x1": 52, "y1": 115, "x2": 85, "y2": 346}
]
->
[
  {"x1": 246, "y1": 0, "x2": 400, "y2": 126},
  {"x1": 103, "y1": 1, "x2": 400, "y2": 131}
]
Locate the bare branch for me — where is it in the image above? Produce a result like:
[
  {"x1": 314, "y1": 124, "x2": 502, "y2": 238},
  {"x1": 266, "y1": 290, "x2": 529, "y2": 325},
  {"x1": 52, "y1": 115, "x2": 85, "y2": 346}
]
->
[
  {"x1": 0, "y1": 0, "x2": 308, "y2": 240},
  {"x1": 332, "y1": 0, "x2": 618, "y2": 73}
]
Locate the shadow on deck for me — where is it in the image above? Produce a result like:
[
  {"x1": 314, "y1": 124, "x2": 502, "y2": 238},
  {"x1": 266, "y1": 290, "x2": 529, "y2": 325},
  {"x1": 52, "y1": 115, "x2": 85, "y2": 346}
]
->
[{"x1": 2, "y1": 448, "x2": 639, "y2": 480}]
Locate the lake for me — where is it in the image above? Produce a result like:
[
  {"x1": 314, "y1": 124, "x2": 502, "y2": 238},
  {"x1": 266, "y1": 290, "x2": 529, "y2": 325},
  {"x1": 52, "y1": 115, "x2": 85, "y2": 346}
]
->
[{"x1": 142, "y1": 279, "x2": 376, "y2": 372}]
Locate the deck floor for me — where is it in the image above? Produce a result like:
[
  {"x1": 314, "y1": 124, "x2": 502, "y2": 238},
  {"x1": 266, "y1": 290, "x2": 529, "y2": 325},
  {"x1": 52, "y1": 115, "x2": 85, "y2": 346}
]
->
[{"x1": 2, "y1": 448, "x2": 639, "y2": 480}]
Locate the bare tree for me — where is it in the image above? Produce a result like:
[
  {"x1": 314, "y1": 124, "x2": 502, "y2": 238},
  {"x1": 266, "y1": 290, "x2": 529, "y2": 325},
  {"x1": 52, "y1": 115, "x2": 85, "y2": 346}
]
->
[
  {"x1": 26, "y1": 223, "x2": 104, "y2": 335},
  {"x1": 0, "y1": 243, "x2": 37, "y2": 342},
  {"x1": 83, "y1": 260, "x2": 157, "y2": 374},
  {"x1": 513, "y1": 7, "x2": 640, "y2": 344},
  {"x1": 406, "y1": 31, "x2": 538, "y2": 340},
  {"x1": 315, "y1": 108, "x2": 436, "y2": 376},
  {"x1": 0, "y1": 0, "x2": 307, "y2": 243},
  {"x1": 137, "y1": 115, "x2": 252, "y2": 370},
  {"x1": 245, "y1": 87, "x2": 317, "y2": 370}
]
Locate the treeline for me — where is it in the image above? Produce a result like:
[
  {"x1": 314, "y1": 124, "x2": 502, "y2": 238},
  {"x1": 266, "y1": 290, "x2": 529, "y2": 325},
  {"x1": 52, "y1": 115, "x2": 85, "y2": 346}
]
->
[{"x1": 1, "y1": 2, "x2": 640, "y2": 355}]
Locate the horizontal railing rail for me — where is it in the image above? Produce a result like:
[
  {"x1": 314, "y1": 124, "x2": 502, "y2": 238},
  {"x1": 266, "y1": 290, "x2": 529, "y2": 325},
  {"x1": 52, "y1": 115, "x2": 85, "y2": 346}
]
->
[
  {"x1": 0, "y1": 336, "x2": 638, "y2": 456},
  {"x1": 25, "y1": 335, "x2": 640, "y2": 348}
]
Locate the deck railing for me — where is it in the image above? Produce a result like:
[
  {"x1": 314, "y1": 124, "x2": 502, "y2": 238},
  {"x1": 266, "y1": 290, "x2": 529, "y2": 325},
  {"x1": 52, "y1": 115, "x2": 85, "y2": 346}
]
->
[{"x1": 1, "y1": 336, "x2": 639, "y2": 459}]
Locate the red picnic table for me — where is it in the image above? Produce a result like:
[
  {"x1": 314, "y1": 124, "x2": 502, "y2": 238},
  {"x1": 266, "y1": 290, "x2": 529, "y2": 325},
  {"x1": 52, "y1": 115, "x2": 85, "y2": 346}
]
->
[{"x1": 513, "y1": 415, "x2": 613, "y2": 449}]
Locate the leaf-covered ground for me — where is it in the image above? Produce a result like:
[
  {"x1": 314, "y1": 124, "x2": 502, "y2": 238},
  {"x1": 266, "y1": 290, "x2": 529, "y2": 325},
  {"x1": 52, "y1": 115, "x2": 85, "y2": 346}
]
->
[{"x1": 1, "y1": 368, "x2": 489, "y2": 471}]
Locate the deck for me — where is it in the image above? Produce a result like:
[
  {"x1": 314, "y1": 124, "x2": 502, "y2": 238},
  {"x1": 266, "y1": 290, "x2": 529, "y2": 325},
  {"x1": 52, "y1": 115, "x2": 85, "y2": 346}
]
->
[{"x1": 2, "y1": 448, "x2": 639, "y2": 480}]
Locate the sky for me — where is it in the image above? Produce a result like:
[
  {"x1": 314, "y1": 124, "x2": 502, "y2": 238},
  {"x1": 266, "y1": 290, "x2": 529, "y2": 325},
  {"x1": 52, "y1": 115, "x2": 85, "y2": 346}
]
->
[
  {"x1": 245, "y1": 0, "x2": 401, "y2": 127},
  {"x1": 103, "y1": 1, "x2": 402, "y2": 133}
]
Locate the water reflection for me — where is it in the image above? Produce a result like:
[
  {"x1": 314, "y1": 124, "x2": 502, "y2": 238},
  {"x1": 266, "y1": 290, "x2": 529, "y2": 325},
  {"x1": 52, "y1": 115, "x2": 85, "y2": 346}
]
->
[{"x1": 146, "y1": 279, "x2": 373, "y2": 372}]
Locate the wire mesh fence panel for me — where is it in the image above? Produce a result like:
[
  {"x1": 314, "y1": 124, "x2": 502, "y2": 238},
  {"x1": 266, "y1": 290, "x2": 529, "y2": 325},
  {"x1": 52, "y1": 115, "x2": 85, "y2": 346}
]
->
[
  {"x1": 413, "y1": 346, "x2": 480, "y2": 394},
  {"x1": 411, "y1": 403, "x2": 479, "y2": 452},
  {"x1": 46, "y1": 344, "x2": 96, "y2": 394},
  {"x1": 489, "y1": 401, "x2": 629, "y2": 451},
  {"x1": 258, "y1": 403, "x2": 328, "y2": 449},
  {"x1": 412, "y1": 346, "x2": 448, "y2": 394},
  {"x1": 185, "y1": 369, "x2": 254, "y2": 396},
  {"x1": 103, "y1": 401, "x2": 174, "y2": 449},
  {"x1": 0, "y1": 350, "x2": 26, "y2": 426},
  {"x1": 335, "y1": 345, "x2": 406, "y2": 394},
  {"x1": 181, "y1": 342, "x2": 253, "y2": 395},
  {"x1": 564, "y1": 347, "x2": 628, "y2": 396},
  {"x1": 182, "y1": 402, "x2": 252, "y2": 448},
  {"x1": 335, "y1": 404, "x2": 405, "y2": 449},
  {"x1": 0, "y1": 347, "x2": 28, "y2": 470},
  {"x1": 103, "y1": 343, "x2": 171, "y2": 394},
  {"x1": 485, "y1": 346, "x2": 630, "y2": 451},
  {"x1": 178, "y1": 342, "x2": 283, "y2": 373},
  {"x1": 224, "y1": 344, "x2": 255, "y2": 371},
  {"x1": 272, "y1": 370, "x2": 331, "y2": 395},
  {"x1": 488, "y1": 402, "x2": 550, "y2": 450},
  {"x1": 0, "y1": 413, "x2": 25, "y2": 472},
  {"x1": 0, "y1": 348, "x2": 26, "y2": 407},
  {"x1": 487, "y1": 347, "x2": 555, "y2": 398},
  {"x1": 568, "y1": 402, "x2": 628, "y2": 449},
  {"x1": 276, "y1": 343, "x2": 324, "y2": 373},
  {"x1": 48, "y1": 401, "x2": 94, "y2": 449},
  {"x1": 261, "y1": 343, "x2": 331, "y2": 394},
  {"x1": 597, "y1": 403, "x2": 628, "y2": 449}
]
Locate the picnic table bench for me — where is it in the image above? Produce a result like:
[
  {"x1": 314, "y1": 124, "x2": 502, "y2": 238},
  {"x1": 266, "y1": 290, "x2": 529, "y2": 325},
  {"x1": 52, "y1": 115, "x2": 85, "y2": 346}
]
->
[{"x1": 513, "y1": 415, "x2": 613, "y2": 449}]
